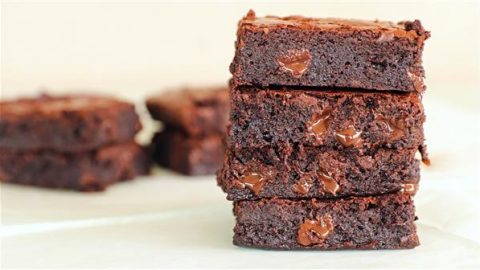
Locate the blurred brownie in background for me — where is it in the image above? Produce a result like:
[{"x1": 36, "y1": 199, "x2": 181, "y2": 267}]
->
[
  {"x1": 146, "y1": 87, "x2": 229, "y2": 136},
  {"x1": 0, "y1": 94, "x2": 150, "y2": 191},
  {"x1": 146, "y1": 87, "x2": 229, "y2": 175}
]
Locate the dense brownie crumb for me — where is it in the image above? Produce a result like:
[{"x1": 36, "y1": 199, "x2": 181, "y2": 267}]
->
[
  {"x1": 151, "y1": 130, "x2": 225, "y2": 175},
  {"x1": 231, "y1": 10, "x2": 430, "y2": 92},
  {"x1": 0, "y1": 142, "x2": 150, "y2": 191},
  {"x1": 0, "y1": 95, "x2": 141, "y2": 152},
  {"x1": 233, "y1": 193, "x2": 419, "y2": 249},
  {"x1": 146, "y1": 87, "x2": 229, "y2": 137},
  {"x1": 218, "y1": 146, "x2": 419, "y2": 200},
  {"x1": 229, "y1": 87, "x2": 425, "y2": 154}
]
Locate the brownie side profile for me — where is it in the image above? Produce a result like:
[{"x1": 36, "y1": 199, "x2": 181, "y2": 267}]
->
[
  {"x1": 0, "y1": 142, "x2": 150, "y2": 191},
  {"x1": 152, "y1": 130, "x2": 225, "y2": 175},
  {"x1": 146, "y1": 87, "x2": 229, "y2": 136},
  {"x1": 0, "y1": 95, "x2": 141, "y2": 152},
  {"x1": 233, "y1": 193, "x2": 419, "y2": 249},
  {"x1": 229, "y1": 87, "x2": 425, "y2": 155},
  {"x1": 218, "y1": 146, "x2": 419, "y2": 200},
  {"x1": 231, "y1": 10, "x2": 430, "y2": 92}
]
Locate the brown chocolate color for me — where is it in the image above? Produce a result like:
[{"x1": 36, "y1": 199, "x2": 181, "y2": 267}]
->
[
  {"x1": 0, "y1": 142, "x2": 150, "y2": 191},
  {"x1": 0, "y1": 95, "x2": 141, "y2": 152},
  {"x1": 231, "y1": 10, "x2": 430, "y2": 92},
  {"x1": 146, "y1": 87, "x2": 229, "y2": 136},
  {"x1": 229, "y1": 87, "x2": 426, "y2": 155},
  {"x1": 233, "y1": 193, "x2": 419, "y2": 249},
  {"x1": 218, "y1": 146, "x2": 420, "y2": 200},
  {"x1": 151, "y1": 130, "x2": 224, "y2": 175}
]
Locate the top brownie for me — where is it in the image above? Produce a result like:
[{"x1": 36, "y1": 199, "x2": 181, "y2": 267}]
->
[
  {"x1": 146, "y1": 86, "x2": 229, "y2": 136},
  {"x1": 230, "y1": 10, "x2": 430, "y2": 92},
  {"x1": 0, "y1": 95, "x2": 141, "y2": 152}
]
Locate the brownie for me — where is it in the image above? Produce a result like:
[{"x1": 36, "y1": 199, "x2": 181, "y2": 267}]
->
[
  {"x1": 0, "y1": 95, "x2": 141, "y2": 152},
  {"x1": 229, "y1": 87, "x2": 426, "y2": 156},
  {"x1": 231, "y1": 10, "x2": 430, "y2": 92},
  {"x1": 218, "y1": 146, "x2": 419, "y2": 200},
  {"x1": 152, "y1": 130, "x2": 224, "y2": 175},
  {"x1": 233, "y1": 193, "x2": 419, "y2": 249},
  {"x1": 0, "y1": 142, "x2": 150, "y2": 191},
  {"x1": 146, "y1": 87, "x2": 229, "y2": 136}
]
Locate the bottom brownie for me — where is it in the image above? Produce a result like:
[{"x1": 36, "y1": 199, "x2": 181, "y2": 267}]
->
[
  {"x1": 233, "y1": 193, "x2": 418, "y2": 250},
  {"x1": 152, "y1": 130, "x2": 224, "y2": 175},
  {"x1": 0, "y1": 142, "x2": 150, "y2": 191}
]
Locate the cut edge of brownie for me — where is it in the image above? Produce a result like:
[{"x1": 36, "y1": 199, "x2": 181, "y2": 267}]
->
[
  {"x1": 228, "y1": 86, "x2": 426, "y2": 154},
  {"x1": 151, "y1": 129, "x2": 225, "y2": 175},
  {"x1": 233, "y1": 193, "x2": 419, "y2": 250},
  {"x1": 0, "y1": 142, "x2": 150, "y2": 191},
  {"x1": 218, "y1": 146, "x2": 420, "y2": 201},
  {"x1": 230, "y1": 10, "x2": 430, "y2": 92},
  {"x1": 146, "y1": 87, "x2": 229, "y2": 136},
  {"x1": 0, "y1": 94, "x2": 142, "y2": 152}
]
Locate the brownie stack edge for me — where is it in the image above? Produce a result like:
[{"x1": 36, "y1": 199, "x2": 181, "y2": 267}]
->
[{"x1": 218, "y1": 10, "x2": 430, "y2": 250}]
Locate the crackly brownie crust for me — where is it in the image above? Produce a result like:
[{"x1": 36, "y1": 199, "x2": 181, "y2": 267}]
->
[
  {"x1": 152, "y1": 130, "x2": 225, "y2": 175},
  {"x1": 146, "y1": 87, "x2": 229, "y2": 136},
  {"x1": 229, "y1": 87, "x2": 425, "y2": 155},
  {"x1": 231, "y1": 10, "x2": 430, "y2": 92},
  {"x1": 0, "y1": 142, "x2": 150, "y2": 191},
  {"x1": 218, "y1": 146, "x2": 419, "y2": 200},
  {"x1": 233, "y1": 193, "x2": 419, "y2": 249},
  {"x1": 0, "y1": 95, "x2": 141, "y2": 152}
]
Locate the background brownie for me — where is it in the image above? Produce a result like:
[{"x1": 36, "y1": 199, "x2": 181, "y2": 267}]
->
[
  {"x1": 0, "y1": 95, "x2": 141, "y2": 152},
  {"x1": 231, "y1": 10, "x2": 430, "y2": 92},
  {"x1": 146, "y1": 87, "x2": 229, "y2": 136},
  {"x1": 229, "y1": 87, "x2": 425, "y2": 155},
  {"x1": 218, "y1": 146, "x2": 419, "y2": 200},
  {"x1": 234, "y1": 193, "x2": 419, "y2": 249},
  {"x1": 152, "y1": 130, "x2": 224, "y2": 175},
  {"x1": 0, "y1": 142, "x2": 150, "y2": 191}
]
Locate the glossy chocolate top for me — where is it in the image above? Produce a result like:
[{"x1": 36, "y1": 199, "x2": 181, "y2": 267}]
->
[{"x1": 239, "y1": 10, "x2": 429, "y2": 40}]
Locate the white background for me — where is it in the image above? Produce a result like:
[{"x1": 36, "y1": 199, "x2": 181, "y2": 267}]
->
[{"x1": 1, "y1": 0, "x2": 480, "y2": 268}]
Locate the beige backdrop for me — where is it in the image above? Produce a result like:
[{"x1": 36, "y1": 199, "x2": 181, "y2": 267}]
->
[{"x1": 2, "y1": 0, "x2": 479, "y2": 110}]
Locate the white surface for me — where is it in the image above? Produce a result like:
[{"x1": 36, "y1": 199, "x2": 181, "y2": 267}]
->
[{"x1": 1, "y1": 98, "x2": 480, "y2": 269}]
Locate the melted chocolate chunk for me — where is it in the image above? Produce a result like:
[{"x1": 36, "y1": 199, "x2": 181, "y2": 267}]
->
[
  {"x1": 236, "y1": 172, "x2": 266, "y2": 195},
  {"x1": 277, "y1": 49, "x2": 311, "y2": 78},
  {"x1": 292, "y1": 175, "x2": 313, "y2": 195},
  {"x1": 307, "y1": 109, "x2": 332, "y2": 139},
  {"x1": 297, "y1": 215, "x2": 334, "y2": 246},
  {"x1": 334, "y1": 125, "x2": 362, "y2": 147},
  {"x1": 377, "y1": 116, "x2": 406, "y2": 141},
  {"x1": 401, "y1": 183, "x2": 418, "y2": 195},
  {"x1": 319, "y1": 172, "x2": 339, "y2": 195}
]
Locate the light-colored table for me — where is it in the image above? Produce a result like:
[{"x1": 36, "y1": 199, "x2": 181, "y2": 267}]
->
[{"x1": 1, "y1": 97, "x2": 479, "y2": 269}]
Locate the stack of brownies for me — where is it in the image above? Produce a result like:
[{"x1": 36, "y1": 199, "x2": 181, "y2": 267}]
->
[
  {"x1": 218, "y1": 11, "x2": 430, "y2": 249},
  {"x1": 146, "y1": 87, "x2": 229, "y2": 175},
  {"x1": 0, "y1": 95, "x2": 149, "y2": 191}
]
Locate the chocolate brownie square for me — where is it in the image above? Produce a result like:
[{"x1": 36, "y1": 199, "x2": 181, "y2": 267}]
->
[
  {"x1": 0, "y1": 142, "x2": 150, "y2": 191},
  {"x1": 146, "y1": 87, "x2": 229, "y2": 136},
  {"x1": 218, "y1": 146, "x2": 419, "y2": 200},
  {"x1": 233, "y1": 193, "x2": 419, "y2": 249},
  {"x1": 231, "y1": 10, "x2": 430, "y2": 92},
  {"x1": 229, "y1": 86, "x2": 426, "y2": 156},
  {"x1": 152, "y1": 130, "x2": 224, "y2": 175},
  {"x1": 0, "y1": 95, "x2": 141, "y2": 152}
]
